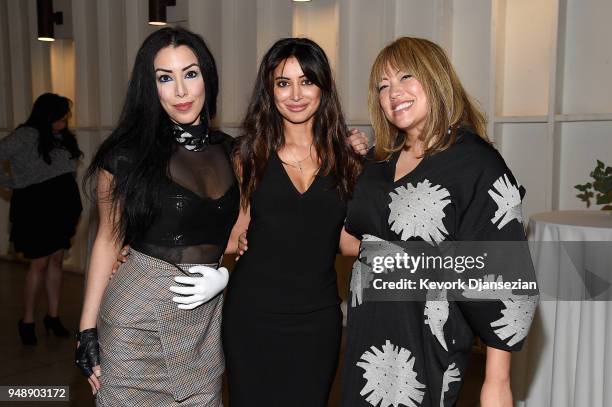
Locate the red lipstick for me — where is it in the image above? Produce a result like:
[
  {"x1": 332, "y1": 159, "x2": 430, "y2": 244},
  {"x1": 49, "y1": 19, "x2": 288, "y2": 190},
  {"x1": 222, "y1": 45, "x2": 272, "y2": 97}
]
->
[{"x1": 174, "y1": 102, "x2": 193, "y2": 112}]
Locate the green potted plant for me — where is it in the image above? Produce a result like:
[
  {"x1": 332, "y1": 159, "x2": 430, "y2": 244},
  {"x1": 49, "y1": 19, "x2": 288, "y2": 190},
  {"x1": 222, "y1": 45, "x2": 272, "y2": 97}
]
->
[{"x1": 575, "y1": 160, "x2": 612, "y2": 210}]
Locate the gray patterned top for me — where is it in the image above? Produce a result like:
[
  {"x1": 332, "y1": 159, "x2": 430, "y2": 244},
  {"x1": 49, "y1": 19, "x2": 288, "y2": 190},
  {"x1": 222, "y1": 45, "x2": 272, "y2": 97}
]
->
[{"x1": 0, "y1": 126, "x2": 78, "y2": 189}]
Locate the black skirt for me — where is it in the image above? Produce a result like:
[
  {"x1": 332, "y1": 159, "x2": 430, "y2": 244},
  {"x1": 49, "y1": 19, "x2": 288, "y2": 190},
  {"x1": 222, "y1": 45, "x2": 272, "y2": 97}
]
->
[
  {"x1": 9, "y1": 172, "x2": 82, "y2": 259},
  {"x1": 223, "y1": 303, "x2": 342, "y2": 407}
]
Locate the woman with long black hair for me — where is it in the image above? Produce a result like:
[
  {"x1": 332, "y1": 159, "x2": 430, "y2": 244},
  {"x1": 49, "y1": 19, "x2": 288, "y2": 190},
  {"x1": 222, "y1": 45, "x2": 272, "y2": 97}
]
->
[
  {"x1": 0, "y1": 93, "x2": 82, "y2": 345},
  {"x1": 223, "y1": 37, "x2": 363, "y2": 406},
  {"x1": 75, "y1": 27, "x2": 238, "y2": 406}
]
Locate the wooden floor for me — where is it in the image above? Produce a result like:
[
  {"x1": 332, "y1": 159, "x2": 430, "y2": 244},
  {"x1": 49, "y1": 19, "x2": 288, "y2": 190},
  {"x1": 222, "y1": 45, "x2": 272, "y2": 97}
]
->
[{"x1": 0, "y1": 259, "x2": 483, "y2": 406}]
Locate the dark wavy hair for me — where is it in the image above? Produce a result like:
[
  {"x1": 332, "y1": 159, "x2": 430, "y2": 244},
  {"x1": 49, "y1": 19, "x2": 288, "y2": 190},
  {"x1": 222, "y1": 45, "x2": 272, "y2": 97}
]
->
[
  {"x1": 236, "y1": 37, "x2": 361, "y2": 207},
  {"x1": 21, "y1": 93, "x2": 82, "y2": 164},
  {"x1": 85, "y1": 27, "x2": 218, "y2": 242}
]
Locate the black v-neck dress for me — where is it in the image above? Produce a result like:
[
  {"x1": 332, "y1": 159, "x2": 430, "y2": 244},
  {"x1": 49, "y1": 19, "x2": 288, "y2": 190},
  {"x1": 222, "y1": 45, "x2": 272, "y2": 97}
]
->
[
  {"x1": 223, "y1": 152, "x2": 345, "y2": 406},
  {"x1": 340, "y1": 129, "x2": 538, "y2": 407}
]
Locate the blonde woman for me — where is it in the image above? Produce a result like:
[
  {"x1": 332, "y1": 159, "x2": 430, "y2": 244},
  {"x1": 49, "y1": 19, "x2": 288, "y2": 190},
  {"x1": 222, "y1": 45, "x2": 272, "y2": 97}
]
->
[{"x1": 339, "y1": 37, "x2": 537, "y2": 407}]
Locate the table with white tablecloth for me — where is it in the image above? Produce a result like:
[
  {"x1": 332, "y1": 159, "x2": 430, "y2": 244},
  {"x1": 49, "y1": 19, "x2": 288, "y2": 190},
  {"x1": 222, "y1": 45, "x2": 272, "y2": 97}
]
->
[{"x1": 512, "y1": 211, "x2": 612, "y2": 407}]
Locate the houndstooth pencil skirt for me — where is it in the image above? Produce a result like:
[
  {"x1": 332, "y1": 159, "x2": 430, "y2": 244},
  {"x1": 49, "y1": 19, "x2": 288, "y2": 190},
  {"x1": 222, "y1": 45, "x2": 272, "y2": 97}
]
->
[{"x1": 96, "y1": 249, "x2": 224, "y2": 406}]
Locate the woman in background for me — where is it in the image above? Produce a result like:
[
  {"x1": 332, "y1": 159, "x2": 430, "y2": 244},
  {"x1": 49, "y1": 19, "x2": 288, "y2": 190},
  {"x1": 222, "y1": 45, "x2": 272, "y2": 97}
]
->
[{"x1": 0, "y1": 93, "x2": 82, "y2": 345}]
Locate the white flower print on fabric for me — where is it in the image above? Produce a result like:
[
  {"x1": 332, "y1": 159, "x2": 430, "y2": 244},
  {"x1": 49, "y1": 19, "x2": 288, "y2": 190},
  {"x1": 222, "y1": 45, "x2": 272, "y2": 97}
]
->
[
  {"x1": 350, "y1": 235, "x2": 381, "y2": 307},
  {"x1": 357, "y1": 340, "x2": 426, "y2": 407},
  {"x1": 462, "y1": 274, "x2": 538, "y2": 347},
  {"x1": 424, "y1": 289, "x2": 449, "y2": 351},
  {"x1": 360, "y1": 235, "x2": 404, "y2": 271},
  {"x1": 351, "y1": 235, "x2": 404, "y2": 308},
  {"x1": 440, "y1": 362, "x2": 461, "y2": 407},
  {"x1": 350, "y1": 260, "x2": 370, "y2": 307},
  {"x1": 493, "y1": 294, "x2": 538, "y2": 346},
  {"x1": 388, "y1": 179, "x2": 451, "y2": 243},
  {"x1": 488, "y1": 174, "x2": 523, "y2": 230}
]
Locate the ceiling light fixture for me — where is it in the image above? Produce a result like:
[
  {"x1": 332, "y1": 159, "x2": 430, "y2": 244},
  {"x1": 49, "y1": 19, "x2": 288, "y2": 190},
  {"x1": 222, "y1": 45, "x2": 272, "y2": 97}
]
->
[
  {"x1": 37, "y1": 0, "x2": 63, "y2": 42},
  {"x1": 149, "y1": 0, "x2": 177, "y2": 26}
]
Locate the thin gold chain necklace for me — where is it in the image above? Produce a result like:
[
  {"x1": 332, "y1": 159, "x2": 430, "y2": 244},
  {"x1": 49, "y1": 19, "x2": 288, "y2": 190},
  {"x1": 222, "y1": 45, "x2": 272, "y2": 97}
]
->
[{"x1": 285, "y1": 144, "x2": 313, "y2": 173}]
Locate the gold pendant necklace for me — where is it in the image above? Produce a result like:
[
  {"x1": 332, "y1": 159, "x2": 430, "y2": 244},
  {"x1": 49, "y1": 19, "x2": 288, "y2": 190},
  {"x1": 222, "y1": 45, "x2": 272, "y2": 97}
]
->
[{"x1": 288, "y1": 144, "x2": 312, "y2": 173}]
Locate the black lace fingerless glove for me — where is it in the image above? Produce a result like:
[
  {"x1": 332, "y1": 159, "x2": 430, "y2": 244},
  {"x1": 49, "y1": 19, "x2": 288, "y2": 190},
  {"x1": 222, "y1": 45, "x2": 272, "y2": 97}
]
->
[{"x1": 75, "y1": 328, "x2": 100, "y2": 378}]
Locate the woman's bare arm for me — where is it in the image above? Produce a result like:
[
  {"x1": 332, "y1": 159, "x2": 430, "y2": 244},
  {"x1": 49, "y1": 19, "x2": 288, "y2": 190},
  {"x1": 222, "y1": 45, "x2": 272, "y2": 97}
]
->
[
  {"x1": 225, "y1": 150, "x2": 252, "y2": 256},
  {"x1": 480, "y1": 347, "x2": 512, "y2": 407},
  {"x1": 339, "y1": 227, "x2": 360, "y2": 257},
  {"x1": 78, "y1": 170, "x2": 123, "y2": 330},
  {"x1": 225, "y1": 205, "x2": 251, "y2": 255}
]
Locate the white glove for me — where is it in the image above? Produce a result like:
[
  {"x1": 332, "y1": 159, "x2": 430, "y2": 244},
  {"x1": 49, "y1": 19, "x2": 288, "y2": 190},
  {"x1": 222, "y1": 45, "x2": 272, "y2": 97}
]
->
[{"x1": 169, "y1": 265, "x2": 229, "y2": 310}]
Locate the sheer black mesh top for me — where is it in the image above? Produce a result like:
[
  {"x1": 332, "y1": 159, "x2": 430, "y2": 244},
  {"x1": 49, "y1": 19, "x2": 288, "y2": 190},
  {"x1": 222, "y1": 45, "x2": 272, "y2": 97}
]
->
[{"x1": 103, "y1": 128, "x2": 239, "y2": 265}]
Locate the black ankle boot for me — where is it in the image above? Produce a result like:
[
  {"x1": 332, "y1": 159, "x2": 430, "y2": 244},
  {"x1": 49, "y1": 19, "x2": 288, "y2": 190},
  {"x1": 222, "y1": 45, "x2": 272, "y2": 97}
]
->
[
  {"x1": 43, "y1": 315, "x2": 70, "y2": 337},
  {"x1": 18, "y1": 319, "x2": 37, "y2": 345}
]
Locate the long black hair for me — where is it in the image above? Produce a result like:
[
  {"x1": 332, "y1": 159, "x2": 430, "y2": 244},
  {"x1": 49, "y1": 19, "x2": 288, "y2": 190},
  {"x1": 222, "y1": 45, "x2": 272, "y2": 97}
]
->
[
  {"x1": 21, "y1": 93, "x2": 82, "y2": 164},
  {"x1": 85, "y1": 27, "x2": 219, "y2": 242},
  {"x1": 237, "y1": 37, "x2": 361, "y2": 207}
]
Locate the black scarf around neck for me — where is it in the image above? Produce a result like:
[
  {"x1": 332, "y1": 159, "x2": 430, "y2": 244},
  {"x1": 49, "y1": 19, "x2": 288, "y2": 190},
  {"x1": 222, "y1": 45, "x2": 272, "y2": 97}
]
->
[{"x1": 172, "y1": 122, "x2": 210, "y2": 151}]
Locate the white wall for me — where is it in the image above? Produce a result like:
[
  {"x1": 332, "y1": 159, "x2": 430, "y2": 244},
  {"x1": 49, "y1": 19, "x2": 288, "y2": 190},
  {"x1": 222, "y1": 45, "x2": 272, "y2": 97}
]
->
[{"x1": 0, "y1": 0, "x2": 610, "y2": 270}]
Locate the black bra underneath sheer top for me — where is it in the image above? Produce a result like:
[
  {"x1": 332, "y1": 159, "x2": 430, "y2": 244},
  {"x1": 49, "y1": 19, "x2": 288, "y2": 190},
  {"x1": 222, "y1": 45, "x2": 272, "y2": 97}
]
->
[{"x1": 103, "y1": 128, "x2": 240, "y2": 266}]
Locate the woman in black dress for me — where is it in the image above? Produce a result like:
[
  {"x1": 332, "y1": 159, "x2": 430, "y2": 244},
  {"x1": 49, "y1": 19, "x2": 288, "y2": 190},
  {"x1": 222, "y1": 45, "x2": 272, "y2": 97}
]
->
[
  {"x1": 0, "y1": 93, "x2": 82, "y2": 345},
  {"x1": 223, "y1": 38, "x2": 362, "y2": 406},
  {"x1": 339, "y1": 37, "x2": 538, "y2": 407}
]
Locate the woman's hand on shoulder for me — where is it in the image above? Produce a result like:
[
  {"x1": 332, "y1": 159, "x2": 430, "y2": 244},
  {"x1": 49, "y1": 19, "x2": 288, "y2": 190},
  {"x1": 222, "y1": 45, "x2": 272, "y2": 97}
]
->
[{"x1": 347, "y1": 128, "x2": 369, "y2": 156}]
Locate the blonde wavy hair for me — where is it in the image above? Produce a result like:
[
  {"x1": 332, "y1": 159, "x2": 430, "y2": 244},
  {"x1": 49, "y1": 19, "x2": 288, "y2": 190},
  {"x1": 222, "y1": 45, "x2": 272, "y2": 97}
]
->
[{"x1": 368, "y1": 37, "x2": 489, "y2": 161}]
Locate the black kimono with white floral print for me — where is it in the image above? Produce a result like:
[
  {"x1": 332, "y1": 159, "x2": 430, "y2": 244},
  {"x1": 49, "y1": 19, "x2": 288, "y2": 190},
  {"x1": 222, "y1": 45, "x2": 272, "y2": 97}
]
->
[{"x1": 341, "y1": 128, "x2": 538, "y2": 407}]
